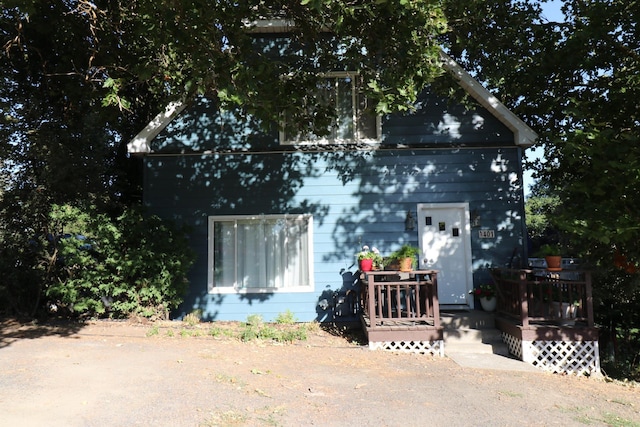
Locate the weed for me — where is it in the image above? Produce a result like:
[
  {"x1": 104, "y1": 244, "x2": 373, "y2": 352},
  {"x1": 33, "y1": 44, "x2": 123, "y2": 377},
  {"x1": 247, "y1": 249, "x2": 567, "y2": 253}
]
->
[
  {"x1": 275, "y1": 310, "x2": 296, "y2": 324},
  {"x1": 278, "y1": 326, "x2": 308, "y2": 342},
  {"x1": 183, "y1": 309, "x2": 202, "y2": 326},
  {"x1": 166, "y1": 329, "x2": 174, "y2": 337},
  {"x1": 208, "y1": 326, "x2": 223, "y2": 337},
  {"x1": 146, "y1": 325, "x2": 159, "y2": 337},
  {"x1": 239, "y1": 314, "x2": 264, "y2": 342}
]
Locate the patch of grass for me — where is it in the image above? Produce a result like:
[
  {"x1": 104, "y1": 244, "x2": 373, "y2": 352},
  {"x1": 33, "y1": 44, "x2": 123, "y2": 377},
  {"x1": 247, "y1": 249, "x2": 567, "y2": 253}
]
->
[
  {"x1": 144, "y1": 313, "x2": 315, "y2": 344},
  {"x1": 201, "y1": 409, "x2": 248, "y2": 426},
  {"x1": 214, "y1": 373, "x2": 244, "y2": 388},
  {"x1": 497, "y1": 390, "x2": 523, "y2": 398},
  {"x1": 601, "y1": 413, "x2": 640, "y2": 427},
  {"x1": 254, "y1": 405, "x2": 287, "y2": 427},
  {"x1": 238, "y1": 313, "x2": 310, "y2": 343},
  {"x1": 556, "y1": 405, "x2": 640, "y2": 427}
]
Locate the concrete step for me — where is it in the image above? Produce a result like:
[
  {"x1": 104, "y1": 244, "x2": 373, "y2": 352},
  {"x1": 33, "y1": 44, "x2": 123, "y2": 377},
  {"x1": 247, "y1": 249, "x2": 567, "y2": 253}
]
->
[
  {"x1": 445, "y1": 340, "x2": 510, "y2": 355},
  {"x1": 443, "y1": 327, "x2": 503, "y2": 345},
  {"x1": 441, "y1": 310, "x2": 496, "y2": 330},
  {"x1": 441, "y1": 310, "x2": 508, "y2": 355}
]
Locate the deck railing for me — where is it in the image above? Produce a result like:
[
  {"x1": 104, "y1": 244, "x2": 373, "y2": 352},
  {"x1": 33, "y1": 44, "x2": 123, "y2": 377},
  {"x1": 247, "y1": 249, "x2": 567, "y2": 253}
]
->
[
  {"x1": 360, "y1": 270, "x2": 440, "y2": 330},
  {"x1": 490, "y1": 268, "x2": 594, "y2": 329}
]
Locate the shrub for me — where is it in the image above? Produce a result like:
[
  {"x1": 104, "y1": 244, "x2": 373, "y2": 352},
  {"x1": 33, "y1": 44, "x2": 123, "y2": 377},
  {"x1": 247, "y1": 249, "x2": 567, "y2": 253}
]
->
[{"x1": 41, "y1": 204, "x2": 194, "y2": 319}]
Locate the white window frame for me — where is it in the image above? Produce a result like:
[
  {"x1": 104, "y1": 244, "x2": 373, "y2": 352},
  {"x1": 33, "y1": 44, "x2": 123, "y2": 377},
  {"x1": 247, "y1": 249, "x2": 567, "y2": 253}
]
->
[
  {"x1": 207, "y1": 214, "x2": 314, "y2": 294},
  {"x1": 279, "y1": 71, "x2": 382, "y2": 145}
]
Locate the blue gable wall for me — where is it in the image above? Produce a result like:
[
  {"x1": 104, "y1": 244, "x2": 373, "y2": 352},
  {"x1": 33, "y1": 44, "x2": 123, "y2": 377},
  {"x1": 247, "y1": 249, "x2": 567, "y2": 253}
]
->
[{"x1": 142, "y1": 89, "x2": 527, "y2": 321}]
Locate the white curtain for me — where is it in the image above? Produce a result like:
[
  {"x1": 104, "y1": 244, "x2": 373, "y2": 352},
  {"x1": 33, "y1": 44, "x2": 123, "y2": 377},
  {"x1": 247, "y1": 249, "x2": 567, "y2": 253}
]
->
[{"x1": 214, "y1": 217, "x2": 309, "y2": 289}]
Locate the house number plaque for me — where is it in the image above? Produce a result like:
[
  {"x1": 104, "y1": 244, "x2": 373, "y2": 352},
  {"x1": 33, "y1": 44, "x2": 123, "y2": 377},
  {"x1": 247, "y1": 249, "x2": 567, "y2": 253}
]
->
[{"x1": 478, "y1": 230, "x2": 495, "y2": 238}]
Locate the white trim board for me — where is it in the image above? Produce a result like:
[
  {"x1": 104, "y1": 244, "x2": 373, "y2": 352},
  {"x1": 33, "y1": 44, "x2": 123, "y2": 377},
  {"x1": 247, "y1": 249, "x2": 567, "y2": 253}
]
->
[{"x1": 128, "y1": 53, "x2": 537, "y2": 154}]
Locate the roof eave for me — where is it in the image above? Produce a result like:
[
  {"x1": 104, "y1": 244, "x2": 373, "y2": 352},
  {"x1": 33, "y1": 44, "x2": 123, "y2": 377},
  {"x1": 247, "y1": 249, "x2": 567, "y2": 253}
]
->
[
  {"x1": 127, "y1": 101, "x2": 188, "y2": 154},
  {"x1": 440, "y1": 52, "x2": 538, "y2": 148}
]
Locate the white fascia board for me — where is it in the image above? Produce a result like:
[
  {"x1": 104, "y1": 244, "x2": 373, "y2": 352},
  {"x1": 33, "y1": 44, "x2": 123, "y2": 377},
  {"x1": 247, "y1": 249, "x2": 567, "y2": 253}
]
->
[
  {"x1": 244, "y1": 19, "x2": 295, "y2": 33},
  {"x1": 440, "y1": 52, "x2": 538, "y2": 147},
  {"x1": 127, "y1": 100, "x2": 188, "y2": 154}
]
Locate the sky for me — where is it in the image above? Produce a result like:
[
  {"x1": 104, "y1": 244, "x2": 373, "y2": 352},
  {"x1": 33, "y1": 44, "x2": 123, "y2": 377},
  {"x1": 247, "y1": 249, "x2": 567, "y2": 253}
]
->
[{"x1": 522, "y1": 0, "x2": 564, "y2": 196}]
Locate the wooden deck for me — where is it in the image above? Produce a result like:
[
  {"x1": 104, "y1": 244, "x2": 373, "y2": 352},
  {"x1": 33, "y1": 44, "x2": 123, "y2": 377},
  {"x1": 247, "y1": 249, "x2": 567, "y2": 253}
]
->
[
  {"x1": 490, "y1": 268, "x2": 600, "y2": 375},
  {"x1": 490, "y1": 267, "x2": 598, "y2": 340},
  {"x1": 359, "y1": 270, "x2": 443, "y2": 351}
]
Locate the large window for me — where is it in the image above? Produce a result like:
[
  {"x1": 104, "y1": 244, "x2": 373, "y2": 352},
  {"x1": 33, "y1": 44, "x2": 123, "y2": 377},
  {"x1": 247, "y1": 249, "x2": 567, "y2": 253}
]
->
[
  {"x1": 208, "y1": 215, "x2": 313, "y2": 293},
  {"x1": 280, "y1": 72, "x2": 381, "y2": 145}
]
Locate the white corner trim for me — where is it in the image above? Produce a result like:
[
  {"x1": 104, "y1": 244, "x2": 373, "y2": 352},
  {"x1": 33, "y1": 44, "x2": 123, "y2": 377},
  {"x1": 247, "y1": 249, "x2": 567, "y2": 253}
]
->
[
  {"x1": 127, "y1": 101, "x2": 188, "y2": 154},
  {"x1": 440, "y1": 52, "x2": 538, "y2": 147}
]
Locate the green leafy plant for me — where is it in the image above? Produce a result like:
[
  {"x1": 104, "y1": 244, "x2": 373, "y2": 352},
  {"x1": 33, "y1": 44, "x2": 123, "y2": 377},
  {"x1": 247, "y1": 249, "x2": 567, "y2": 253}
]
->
[
  {"x1": 275, "y1": 310, "x2": 297, "y2": 325},
  {"x1": 42, "y1": 204, "x2": 195, "y2": 319},
  {"x1": 536, "y1": 244, "x2": 562, "y2": 257},
  {"x1": 385, "y1": 244, "x2": 420, "y2": 268}
]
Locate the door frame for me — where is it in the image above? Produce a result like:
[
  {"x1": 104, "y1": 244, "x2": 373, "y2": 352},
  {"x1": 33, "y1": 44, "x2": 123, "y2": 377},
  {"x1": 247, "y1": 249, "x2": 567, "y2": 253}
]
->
[{"x1": 417, "y1": 202, "x2": 474, "y2": 309}]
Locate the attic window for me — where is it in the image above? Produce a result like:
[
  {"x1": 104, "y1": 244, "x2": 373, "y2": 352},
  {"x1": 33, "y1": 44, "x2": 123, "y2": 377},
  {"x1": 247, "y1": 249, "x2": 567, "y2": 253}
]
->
[{"x1": 280, "y1": 72, "x2": 381, "y2": 145}]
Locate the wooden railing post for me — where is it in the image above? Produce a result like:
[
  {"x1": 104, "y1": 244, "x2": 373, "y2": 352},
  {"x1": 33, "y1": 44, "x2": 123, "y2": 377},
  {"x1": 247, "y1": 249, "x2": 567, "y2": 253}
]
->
[
  {"x1": 431, "y1": 272, "x2": 440, "y2": 330},
  {"x1": 585, "y1": 271, "x2": 594, "y2": 327},
  {"x1": 519, "y1": 270, "x2": 529, "y2": 328},
  {"x1": 366, "y1": 273, "x2": 377, "y2": 327}
]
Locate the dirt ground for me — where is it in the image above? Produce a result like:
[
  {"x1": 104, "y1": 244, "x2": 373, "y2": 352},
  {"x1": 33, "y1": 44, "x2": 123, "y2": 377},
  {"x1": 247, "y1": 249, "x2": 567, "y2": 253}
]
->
[{"x1": 0, "y1": 319, "x2": 639, "y2": 427}]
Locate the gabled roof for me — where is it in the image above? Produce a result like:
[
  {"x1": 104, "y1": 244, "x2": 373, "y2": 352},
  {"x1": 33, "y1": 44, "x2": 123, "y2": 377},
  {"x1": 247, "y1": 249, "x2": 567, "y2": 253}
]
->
[
  {"x1": 439, "y1": 52, "x2": 537, "y2": 147},
  {"x1": 127, "y1": 54, "x2": 537, "y2": 154}
]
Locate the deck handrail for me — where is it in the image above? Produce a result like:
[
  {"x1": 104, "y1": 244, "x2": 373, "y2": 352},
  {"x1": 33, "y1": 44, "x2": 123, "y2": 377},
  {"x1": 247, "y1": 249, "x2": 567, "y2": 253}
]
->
[
  {"x1": 360, "y1": 270, "x2": 440, "y2": 330},
  {"x1": 490, "y1": 268, "x2": 594, "y2": 328}
]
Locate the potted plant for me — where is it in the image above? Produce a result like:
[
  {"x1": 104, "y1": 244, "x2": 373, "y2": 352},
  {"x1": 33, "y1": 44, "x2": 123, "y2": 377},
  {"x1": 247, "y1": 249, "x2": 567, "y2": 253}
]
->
[
  {"x1": 547, "y1": 284, "x2": 579, "y2": 325},
  {"x1": 537, "y1": 244, "x2": 562, "y2": 271},
  {"x1": 385, "y1": 244, "x2": 420, "y2": 272},
  {"x1": 356, "y1": 245, "x2": 382, "y2": 272},
  {"x1": 470, "y1": 284, "x2": 497, "y2": 312}
]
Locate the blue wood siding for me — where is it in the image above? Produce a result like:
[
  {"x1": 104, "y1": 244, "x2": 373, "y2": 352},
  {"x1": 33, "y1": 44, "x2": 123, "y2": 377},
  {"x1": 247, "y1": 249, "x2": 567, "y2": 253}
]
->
[
  {"x1": 151, "y1": 88, "x2": 513, "y2": 154},
  {"x1": 144, "y1": 145, "x2": 526, "y2": 321}
]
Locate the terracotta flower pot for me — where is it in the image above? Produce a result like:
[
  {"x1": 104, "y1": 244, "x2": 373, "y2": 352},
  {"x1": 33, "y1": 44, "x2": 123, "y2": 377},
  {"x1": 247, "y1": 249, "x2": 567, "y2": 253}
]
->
[
  {"x1": 399, "y1": 257, "x2": 413, "y2": 272},
  {"x1": 545, "y1": 255, "x2": 562, "y2": 271}
]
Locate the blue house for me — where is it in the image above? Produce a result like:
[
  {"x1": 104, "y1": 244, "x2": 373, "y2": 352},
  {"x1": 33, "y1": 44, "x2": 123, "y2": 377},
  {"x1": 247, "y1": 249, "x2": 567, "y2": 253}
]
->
[{"x1": 128, "y1": 30, "x2": 537, "y2": 323}]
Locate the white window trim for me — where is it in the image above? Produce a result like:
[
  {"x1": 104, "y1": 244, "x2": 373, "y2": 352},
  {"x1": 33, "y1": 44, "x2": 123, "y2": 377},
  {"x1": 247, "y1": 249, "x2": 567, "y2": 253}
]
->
[
  {"x1": 279, "y1": 71, "x2": 382, "y2": 146},
  {"x1": 207, "y1": 214, "x2": 314, "y2": 294}
]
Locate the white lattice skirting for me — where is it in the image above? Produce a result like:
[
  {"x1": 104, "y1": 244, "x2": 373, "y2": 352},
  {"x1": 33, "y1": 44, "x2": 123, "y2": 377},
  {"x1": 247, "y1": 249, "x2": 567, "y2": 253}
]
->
[
  {"x1": 502, "y1": 332, "x2": 601, "y2": 376},
  {"x1": 369, "y1": 340, "x2": 445, "y2": 357}
]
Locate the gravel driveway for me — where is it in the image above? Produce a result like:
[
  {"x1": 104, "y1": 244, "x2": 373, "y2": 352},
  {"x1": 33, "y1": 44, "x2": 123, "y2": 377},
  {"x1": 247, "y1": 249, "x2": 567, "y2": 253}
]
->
[{"x1": 0, "y1": 319, "x2": 638, "y2": 427}]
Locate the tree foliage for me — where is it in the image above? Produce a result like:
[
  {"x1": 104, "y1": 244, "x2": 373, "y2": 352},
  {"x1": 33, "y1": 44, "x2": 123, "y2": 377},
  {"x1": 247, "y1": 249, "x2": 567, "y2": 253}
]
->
[
  {"x1": 0, "y1": 0, "x2": 449, "y2": 318},
  {"x1": 442, "y1": 1, "x2": 640, "y2": 379},
  {"x1": 1, "y1": 204, "x2": 194, "y2": 319}
]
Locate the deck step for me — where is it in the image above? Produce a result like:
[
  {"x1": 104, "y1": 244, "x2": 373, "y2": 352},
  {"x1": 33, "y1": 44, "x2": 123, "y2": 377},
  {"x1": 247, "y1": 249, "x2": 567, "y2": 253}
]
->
[{"x1": 441, "y1": 310, "x2": 509, "y2": 356}]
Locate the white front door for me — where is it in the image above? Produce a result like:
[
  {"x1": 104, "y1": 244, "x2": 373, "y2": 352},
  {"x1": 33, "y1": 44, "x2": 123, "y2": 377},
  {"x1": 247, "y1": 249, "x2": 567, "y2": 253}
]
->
[{"x1": 417, "y1": 203, "x2": 473, "y2": 308}]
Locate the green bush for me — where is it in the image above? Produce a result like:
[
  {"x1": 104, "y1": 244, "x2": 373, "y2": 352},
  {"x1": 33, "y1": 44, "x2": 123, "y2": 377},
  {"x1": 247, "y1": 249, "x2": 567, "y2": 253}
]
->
[{"x1": 40, "y1": 204, "x2": 194, "y2": 319}]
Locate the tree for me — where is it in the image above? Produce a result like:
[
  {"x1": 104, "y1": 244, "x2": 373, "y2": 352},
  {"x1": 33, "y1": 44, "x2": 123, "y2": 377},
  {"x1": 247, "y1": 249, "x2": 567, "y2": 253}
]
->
[
  {"x1": 444, "y1": 1, "x2": 640, "y2": 262},
  {"x1": 0, "y1": 1, "x2": 450, "y2": 317},
  {"x1": 524, "y1": 181, "x2": 561, "y2": 253}
]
